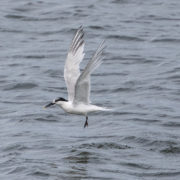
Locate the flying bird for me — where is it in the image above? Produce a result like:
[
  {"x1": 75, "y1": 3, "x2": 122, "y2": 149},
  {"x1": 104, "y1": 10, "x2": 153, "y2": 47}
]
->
[{"x1": 44, "y1": 26, "x2": 110, "y2": 128}]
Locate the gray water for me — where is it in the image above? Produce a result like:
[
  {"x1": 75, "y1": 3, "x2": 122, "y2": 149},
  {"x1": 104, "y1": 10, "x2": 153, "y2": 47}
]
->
[{"x1": 0, "y1": 0, "x2": 180, "y2": 179}]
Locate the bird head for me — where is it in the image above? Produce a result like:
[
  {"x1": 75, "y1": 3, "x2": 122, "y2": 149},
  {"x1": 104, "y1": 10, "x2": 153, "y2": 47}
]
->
[{"x1": 44, "y1": 97, "x2": 67, "y2": 108}]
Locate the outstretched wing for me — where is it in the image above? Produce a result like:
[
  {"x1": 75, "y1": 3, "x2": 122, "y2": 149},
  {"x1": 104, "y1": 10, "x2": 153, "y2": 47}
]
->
[
  {"x1": 64, "y1": 26, "x2": 85, "y2": 102},
  {"x1": 73, "y1": 41, "x2": 105, "y2": 105}
]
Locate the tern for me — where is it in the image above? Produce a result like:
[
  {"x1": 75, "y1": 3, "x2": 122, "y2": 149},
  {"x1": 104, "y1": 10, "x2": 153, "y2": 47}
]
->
[{"x1": 44, "y1": 26, "x2": 110, "y2": 128}]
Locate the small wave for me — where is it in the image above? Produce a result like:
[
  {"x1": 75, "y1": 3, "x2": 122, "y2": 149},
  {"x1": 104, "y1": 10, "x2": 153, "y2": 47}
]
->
[
  {"x1": 77, "y1": 142, "x2": 131, "y2": 150},
  {"x1": 138, "y1": 14, "x2": 180, "y2": 21},
  {"x1": 0, "y1": 80, "x2": 6, "y2": 83},
  {"x1": 161, "y1": 67, "x2": 180, "y2": 75},
  {"x1": 88, "y1": 25, "x2": 104, "y2": 30},
  {"x1": 163, "y1": 121, "x2": 180, "y2": 127},
  {"x1": 126, "y1": 118, "x2": 160, "y2": 124},
  {"x1": 34, "y1": 117, "x2": 58, "y2": 122},
  {"x1": 123, "y1": 136, "x2": 149, "y2": 144},
  {"x1": 149, "y1": 85, "x2": 167, "y2": 91},
  {"x1": 118, "y1": 57, "x2": 156, "y2": 64},
  {"x1": 160, "y1": 146, "x2": 180, "y2": 154},
  {"x1": 12, "y1": 54, "x2": 58, "y2": 59},
  {"x1": 24, "y1": 55, "x2": 46, "y2": 59},
  {"x1": 112, "y1": 0, "x2": 129, "y2": 4},
  {"x1": 167, "y1": 75, "x2": 180, "y2": 80},
  {"x1": 4, "y1": 83, "x2": 38, "y2": 90},
  {"x1": 5, "y1": 14, "x2": 60, "y2": 22},
  {"x1": 112, "y1": 87, "x2": 134, "y2": 93},
  {"x1": 93, "y1": 72, "x2": 128, "y2": 77},
  {"x1": 121, "y1": 162, "x2": 152, "y2": 170},
  {"x1": 64, "y1": 151, "x2": 94, "y2": 163},
  {"x1": 123, "y1": 136, "x2": 177, "y2": 149},
  {"x1": 113, "y1": 111, "x2": 147, "y2": 116},
  {"x1": 28, "y1": 171, "x2": 50, "y2": 177},
  {"x1": 3, "y1": 143, "x2": 28, "y2": 152},
  {"x1": 8, "y1": 63, "x2": 20, "y2": 67},
  {"x1": 8, "y1": 166, "x2": 26, "y2": 174},
  {"x1": 43, "y1": 69, "x2": 61, "y2": 77},
  {"x1": 0, "y1": 28, "x2": 24, "y2": 33},
  {"x1": 107, "y1": 35, "x2": 144, "y2": 41},
  {"x1": 23, "y1": 17, "x2": 60, "y2": 22},
  {"x1": 151, "y1": 38, "x2": 180, "y2": 43},
  {"x1": 147, "y1": 140, "x2": 177, "y2": 147},
  {"x1": 13, "y1": 7, "x2": 33, "y2": 12},
  {"x1": 5, "y1": 14, "x2": 25, "y2": 19},
  {"x1": 73, "y1": 12, "x2": 88, "y2": 17},
  {"x1": 134, "y1": 171, "x2": 180, "y2": 178},
  {"x1": 91, "y1": 89, "x2": 109, "y2": 93},
  {"x1": 87, "y1": 4, "x2": 95, "y2": 8}
]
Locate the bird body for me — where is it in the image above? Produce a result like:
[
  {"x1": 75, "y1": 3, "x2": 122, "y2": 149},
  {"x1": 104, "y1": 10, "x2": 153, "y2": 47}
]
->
[
  {"x1": 44, "y1": 26, "x2": 110, "y2": 127},
  {"x1": 56, "y1": 101, "x2": 108, "y2": 116}
]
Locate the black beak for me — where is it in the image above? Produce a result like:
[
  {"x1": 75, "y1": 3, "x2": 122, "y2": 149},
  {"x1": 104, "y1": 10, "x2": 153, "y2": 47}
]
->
[{"x1": 44, "y1": 102, "x2": 55, "y2": 108}]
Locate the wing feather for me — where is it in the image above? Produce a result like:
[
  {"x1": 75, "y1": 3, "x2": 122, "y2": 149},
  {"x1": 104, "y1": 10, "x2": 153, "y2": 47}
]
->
[
  {"x1": 64, "y1": 26, "x2": 85, "y2": 101},
  {"x1": 73, "y1": 41, "x2": 105, "y2": 104}
]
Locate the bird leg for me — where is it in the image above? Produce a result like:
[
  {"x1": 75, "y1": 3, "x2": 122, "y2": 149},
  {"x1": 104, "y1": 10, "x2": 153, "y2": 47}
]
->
[{"x1": 84, "y1": 116, "x2": 88, "y2": 128}]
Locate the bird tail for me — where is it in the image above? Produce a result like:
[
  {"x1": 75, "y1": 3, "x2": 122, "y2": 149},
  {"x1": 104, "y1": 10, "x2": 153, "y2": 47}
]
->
[{"x1": 101, "y1": 107, "x2": 113, "y2": 111}]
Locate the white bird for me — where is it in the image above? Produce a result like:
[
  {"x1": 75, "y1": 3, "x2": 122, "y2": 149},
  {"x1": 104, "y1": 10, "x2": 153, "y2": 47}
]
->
[{"x1": 44, "y1": 26, "x2": 110, "y2": 128}]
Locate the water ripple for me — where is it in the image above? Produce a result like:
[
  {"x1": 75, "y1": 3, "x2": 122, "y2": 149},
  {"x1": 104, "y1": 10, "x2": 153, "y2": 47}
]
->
[
  {"x1": 0, "y1": 0, "x2": 180, "y2": 179},
  {"x1": 3, "y1": 83, "x2": 38, "y2": 90},
  {"x1": 107, "y1": 35, "x2": 145, "y2": 41}
]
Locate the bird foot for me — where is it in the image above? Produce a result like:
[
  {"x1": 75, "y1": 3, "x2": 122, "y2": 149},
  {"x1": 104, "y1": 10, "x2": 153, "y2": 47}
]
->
[
  {"x1": 84, "y1": 117, "x2": 88, "y2": 128},
  {"x1": 84, "y1": 120, "x2": 88, "y2": 128}
]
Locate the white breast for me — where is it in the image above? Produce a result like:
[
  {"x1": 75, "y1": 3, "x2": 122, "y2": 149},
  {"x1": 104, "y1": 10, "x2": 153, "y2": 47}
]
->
[{"x1": 57, "y1": 101, "x2": 106, "y2": 116}]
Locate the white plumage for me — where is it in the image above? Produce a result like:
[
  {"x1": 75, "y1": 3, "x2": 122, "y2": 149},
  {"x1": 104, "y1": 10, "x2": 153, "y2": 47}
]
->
[
  {"x1": 64, "y1": 27, "x2": 85, "y2": 102},
  {"x1": 44, "y1": 26, "x2": 110, "y2": 128}
]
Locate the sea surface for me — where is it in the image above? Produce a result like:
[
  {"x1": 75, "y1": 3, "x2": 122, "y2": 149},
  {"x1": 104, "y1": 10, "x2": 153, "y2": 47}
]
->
[{"x1": 0, "y1": 0, "x2": 180, "y2": 179}]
